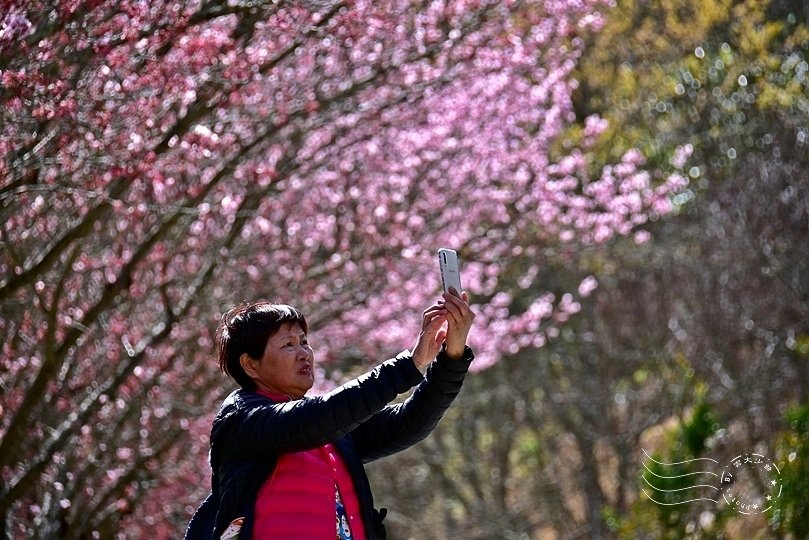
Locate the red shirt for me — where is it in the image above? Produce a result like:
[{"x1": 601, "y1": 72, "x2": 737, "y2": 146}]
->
[{"x1": 252, "y1": 391, "x2": 367, "y2": 540}]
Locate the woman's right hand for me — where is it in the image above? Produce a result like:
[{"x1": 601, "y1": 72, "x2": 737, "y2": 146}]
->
[{"x1": 410, "y1": 303, "x2": 448, "y2": 371}]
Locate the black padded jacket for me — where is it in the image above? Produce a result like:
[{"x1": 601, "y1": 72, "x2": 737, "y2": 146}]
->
[{"x1": 184, "y1": 346, "x2": 474, "y2": 540}]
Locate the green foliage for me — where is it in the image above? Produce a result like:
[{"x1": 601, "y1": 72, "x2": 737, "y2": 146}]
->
[
  {"x1": 683, "y1": 401, "x2": 719, "y2": 457},
  {"x1": 570, "y1": 0, "x2": 809, "y2": 180},
  {"x1": 771, "y1": 403, "x2": 809, "y2": 538},
  {"x1": 612, "y1": 401, "x2": 734, "y2": 539}
]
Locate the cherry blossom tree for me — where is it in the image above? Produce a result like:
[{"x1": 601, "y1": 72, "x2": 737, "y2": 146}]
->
[{"x1": 0, "y1": 0, "x2": 685, "y2": 536}]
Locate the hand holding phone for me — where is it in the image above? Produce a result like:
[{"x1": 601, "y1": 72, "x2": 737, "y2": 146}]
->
[{"x1": 437, "y1": 248, "x2": 474, "y2": 359}]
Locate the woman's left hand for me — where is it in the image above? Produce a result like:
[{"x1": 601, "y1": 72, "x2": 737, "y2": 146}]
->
[{"x1": 411, "y1": 303, "x2": 448, "y2": 371}]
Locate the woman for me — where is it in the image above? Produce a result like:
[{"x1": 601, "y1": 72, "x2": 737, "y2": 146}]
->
[{"x1": 185, "y1": 288, "x2": 475, "y2": 540}]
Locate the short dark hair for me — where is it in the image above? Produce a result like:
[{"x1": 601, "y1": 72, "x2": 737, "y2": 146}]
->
[{"x1": 215, "y1": 302, "x2": 308, "y2": 390}]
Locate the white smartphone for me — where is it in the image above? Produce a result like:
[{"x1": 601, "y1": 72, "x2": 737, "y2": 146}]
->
[{"x1": 438, "y1": 248, "x2": 462, "y2": 294}]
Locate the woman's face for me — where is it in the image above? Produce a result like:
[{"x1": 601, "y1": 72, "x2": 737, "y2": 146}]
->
[{"x1": 243, "y1": 322, "x2": 315, "y2": 399}]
